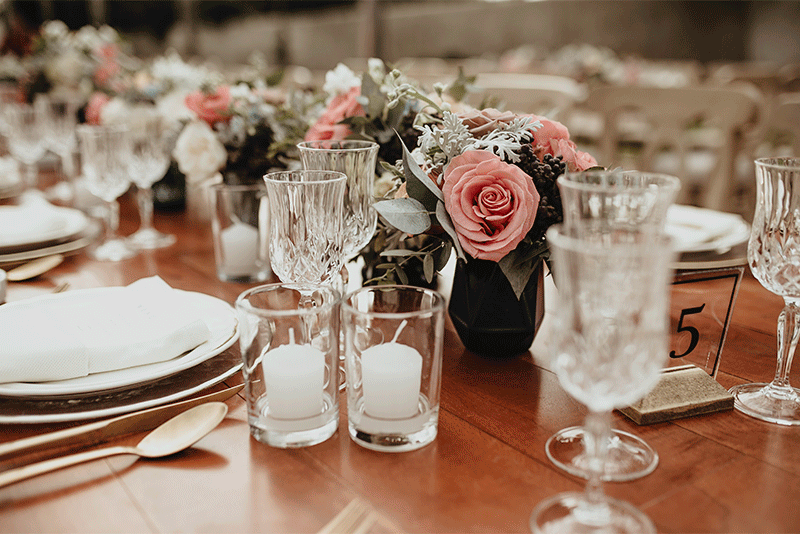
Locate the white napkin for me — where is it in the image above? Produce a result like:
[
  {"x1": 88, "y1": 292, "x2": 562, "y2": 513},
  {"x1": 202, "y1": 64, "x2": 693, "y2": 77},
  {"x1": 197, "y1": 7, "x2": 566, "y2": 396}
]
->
[
  {"x1": 665, "y1": 205, "x2": 741, "y2": 252},
  {"x1": 0, "y1": 192, "x2": 69, "y2": 247},
  {"x1": 0, "y1": 156, "x2": 21, "y2": 187},
  {"x1": 0, "y1": 277, "x2": 211, "y2": 383}
]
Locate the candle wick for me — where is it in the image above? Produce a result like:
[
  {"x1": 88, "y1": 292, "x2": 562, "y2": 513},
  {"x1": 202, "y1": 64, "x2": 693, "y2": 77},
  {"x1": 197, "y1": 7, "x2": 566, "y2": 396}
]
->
[
  {"x1": 391, "y1": 320, "x2": 408, "y2": 344},
  {"x1": 288, "y1": 328, "x2": 296, "y2": 345}
]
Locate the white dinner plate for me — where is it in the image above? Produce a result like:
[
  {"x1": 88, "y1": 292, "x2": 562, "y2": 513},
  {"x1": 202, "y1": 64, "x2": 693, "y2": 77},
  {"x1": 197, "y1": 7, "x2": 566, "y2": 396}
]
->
[
  {"x1": 0, "y1": 290, "x2": 239, "y2": 397},
  {"x1": 0, "y1": 349, "x2": 242, "y2": 423},
  {"x1": 0, "y1": 204, "x2": 90, "y2": 251},
  {"x1": 666, "y1": 205, "x2": 750, "y2": 253}
]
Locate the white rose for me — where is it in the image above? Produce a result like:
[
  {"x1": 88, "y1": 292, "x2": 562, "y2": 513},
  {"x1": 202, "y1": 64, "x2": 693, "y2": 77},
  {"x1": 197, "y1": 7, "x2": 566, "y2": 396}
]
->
[
  {"x1": 156, "y1": 90, "x2": 193, "y2": 125},
  {"x1": 172, "y1": 120, "x2": 227, "y2": 184}
]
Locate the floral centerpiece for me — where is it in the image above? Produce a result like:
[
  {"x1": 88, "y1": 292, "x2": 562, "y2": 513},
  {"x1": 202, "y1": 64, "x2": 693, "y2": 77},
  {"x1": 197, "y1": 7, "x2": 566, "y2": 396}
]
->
[
  {"x1": 304, "y1": 59, "x2": 474, "y2": 286},
  {"x1": 373, "y1": 86, "x2": 599, "y2": 356},
  {"x1": 171, "y1": 77, "x2": 312, "y2": 188}
]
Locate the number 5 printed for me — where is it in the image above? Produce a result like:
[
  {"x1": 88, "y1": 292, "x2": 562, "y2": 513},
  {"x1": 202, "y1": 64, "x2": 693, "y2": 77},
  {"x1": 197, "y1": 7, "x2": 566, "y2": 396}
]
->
[{"x1": 670, "y1": 304, "x2": 706, "y2": 359}]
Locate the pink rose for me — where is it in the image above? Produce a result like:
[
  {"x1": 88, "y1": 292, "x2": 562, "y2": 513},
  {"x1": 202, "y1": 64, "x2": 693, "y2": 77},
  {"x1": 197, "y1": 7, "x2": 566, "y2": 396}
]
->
[
  {"x1": 527, "y1": 114, "x2": 597, "y2": 171},
  {"x1": 304, "y1": 86, "x2": 365, "y2": 142},
  {"x1": 551, "y1": 138, "x2": 598, "y2": 172},
  {"x1": 458, "y1": 108, "x2": 519, "y2": 137},
  {"x1": 443, "y1": 150, "x2": 539, "y2": 262},
  {"x1": 84, "y1": 92, "x2": 110, "y2": 125},
  {"x1": 185, "y1": 86, "x2": 232, "y2": 126}
]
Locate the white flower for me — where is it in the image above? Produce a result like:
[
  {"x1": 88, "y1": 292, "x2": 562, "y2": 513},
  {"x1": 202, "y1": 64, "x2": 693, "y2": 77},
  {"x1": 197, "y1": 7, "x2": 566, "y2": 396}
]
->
[
  {"x1": 322, "y1": 63, "x2": 360, "y2": 99},
  {"x1": 99, "y1": 98, "x2": 132, "y2": 126},
  {"x1": 156, "y1": 90, "x2": 193, "y2": 125},
  {"x1": 42, "y1": 20, "x2": 69, "y2": 41},
  {"x1": 172, "y1": 120, "x2": 227, "y2": 184}
]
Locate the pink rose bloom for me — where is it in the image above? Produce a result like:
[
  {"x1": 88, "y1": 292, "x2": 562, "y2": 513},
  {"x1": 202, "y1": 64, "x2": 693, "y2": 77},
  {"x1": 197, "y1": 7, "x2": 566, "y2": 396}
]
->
[
  {"x1": 527, "y1": 114, "x2": 597, "y2": 171},
  {"x1": 304, "y1": 86, "x2": 365, "y2": 142},
  {"x1": 458, "y1": 108, "x2": 518, "y2": 137},
  {"x1": 552, "y1": 138, "x2": 598, "y2": 172},
  {"x1": 443, "y1": 150, "x2": 539, "y2": 262},
  {"x1": 84, "y1": 92, "x2": 110, "y2": 125},
  {"x1": 185, "y1": 86, "x2": 232, "y2": 126}
]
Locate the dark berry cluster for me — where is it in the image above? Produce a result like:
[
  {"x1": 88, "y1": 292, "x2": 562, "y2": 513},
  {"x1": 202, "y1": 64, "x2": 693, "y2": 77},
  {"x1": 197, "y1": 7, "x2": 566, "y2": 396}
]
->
[{"x1": 513, "y1": 145, "x2": 566, "y2": 240}]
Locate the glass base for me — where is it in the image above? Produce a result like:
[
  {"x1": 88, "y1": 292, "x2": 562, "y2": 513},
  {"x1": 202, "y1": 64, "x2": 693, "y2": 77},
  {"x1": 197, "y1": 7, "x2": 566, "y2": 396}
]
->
[
  {"x1": 729, "y1": 382, "x2": 800, "y2": 426},
  {"x1": 89, "y1": 238, "x2": 137, "y2": 262},
  {"x1": 250, "y1": 416, "x2": 338, "y2": 448},
  {"x1": 127, "y1": 228, "x2": 176, "y2": 250},
  {"x1": 348, "y1": 399, "x2": 438, "y2": 453},
  {"x1": 530, "y1": 492, "x2": 656, "y2": 534},
  {"x1": 546, "y1": 426, "x2": 658, "y2": 482}
]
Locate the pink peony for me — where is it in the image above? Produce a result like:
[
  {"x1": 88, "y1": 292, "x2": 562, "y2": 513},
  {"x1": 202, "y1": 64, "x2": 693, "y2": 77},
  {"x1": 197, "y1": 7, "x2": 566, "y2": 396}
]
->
[
  {"x1": 185, "y1": 86, "x2": 232, "y2": 126},
  {"x1": 443, "y1": 150, "x2": 539, "y2": 262},
  {"x1": 84, "y1": 92, "x2": 110, "y2": 125},
  {"x1": 304, "y1": 86, "x2": 365, "y2": 142},
  {"x1": 527, "y1": 114, "x2": 597, "y2": 171}
]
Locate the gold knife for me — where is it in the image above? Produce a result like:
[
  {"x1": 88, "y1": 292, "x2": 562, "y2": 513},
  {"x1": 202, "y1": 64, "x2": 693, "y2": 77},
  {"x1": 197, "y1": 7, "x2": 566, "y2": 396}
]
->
[{"x1": 0, "y1": 384, "x2": 244, "y2": 460}]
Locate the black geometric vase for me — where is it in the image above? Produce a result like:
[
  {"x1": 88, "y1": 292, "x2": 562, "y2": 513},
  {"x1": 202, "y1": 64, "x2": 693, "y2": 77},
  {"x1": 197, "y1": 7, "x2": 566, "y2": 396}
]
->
[{"x1": 448, "y1": 257, "x2": 545, "y2": 358}]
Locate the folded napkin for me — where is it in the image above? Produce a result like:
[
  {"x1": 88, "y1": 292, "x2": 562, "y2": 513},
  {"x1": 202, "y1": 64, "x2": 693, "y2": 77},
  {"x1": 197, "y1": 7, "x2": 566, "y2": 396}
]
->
[
  {"x1": 0, "y1": 192, "x2": 70, "y2": 247},
  {"x1": 0, "y1": 277, "x2": 211, "y2": 383},
  {"x1": 665, "y1": 205, "x2": 742, "y2": 252}
]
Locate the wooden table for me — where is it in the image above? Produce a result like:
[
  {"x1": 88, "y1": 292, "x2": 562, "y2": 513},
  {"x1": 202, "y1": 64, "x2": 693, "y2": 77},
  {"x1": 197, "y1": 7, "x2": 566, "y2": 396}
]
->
[{"x1": 1, "y1": 191, "x2": 798, "y2": 533}]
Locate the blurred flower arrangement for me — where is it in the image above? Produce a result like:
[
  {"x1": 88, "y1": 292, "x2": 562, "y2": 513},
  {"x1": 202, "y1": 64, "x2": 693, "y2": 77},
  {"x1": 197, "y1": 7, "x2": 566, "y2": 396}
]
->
[
  {"x1": 10, "y1": 20, "x2": 135, "y2": 104},
  {"x1": 373, "y1": 93, "x2": 599, "y2": 296}
]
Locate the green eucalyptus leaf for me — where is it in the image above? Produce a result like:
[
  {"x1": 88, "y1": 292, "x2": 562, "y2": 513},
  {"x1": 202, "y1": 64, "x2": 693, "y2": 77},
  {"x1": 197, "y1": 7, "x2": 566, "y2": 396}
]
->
[
  {"x1": 498, "y1": 251, "x2": 542, "y2": 300},
  {"x1": 396, "y1": 267, "x2": 409, "y2": 285},
  {"x1": 435, "y1": 200, "x2": 465, "y2": 260},
  {"x1": 401, "y1": 138, "x2": 442, "y2": 212},
  {"x1": 380, "y1": 249, "x2": 423, "y2": 257},
  {"x1": 360, "y1": 72, "x2": 386, "y2": 119},
  {"x1": 423, "y1": 253, "x2": 435, "y2": 283},
  {"x1": 432, "y1": 240, "x2": 453, "y2": 271},
  {"x1": 374, "y1": 198, "x2": 431, "y2": 234}
]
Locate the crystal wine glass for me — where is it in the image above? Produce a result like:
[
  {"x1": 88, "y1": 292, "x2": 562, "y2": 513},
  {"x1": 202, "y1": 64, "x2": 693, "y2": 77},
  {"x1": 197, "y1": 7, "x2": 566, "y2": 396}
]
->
[
  {"x1": 729, "y1": 157, "x2": 800, "y2": 425},
  {"x1": 77, "y1": 124, "x2": 137, "y2": 261},
  {"x1": 5, "y1": 102, "x2": 47, "y2": 189},
  {"x1": 126, "y1": 109, "x2": 176, "y2": 249},
  {"x1": 531, "y1": 222, "x2": 675, "y2": 534},
  {"x1": 262, "y1": 170, "x2": 347, "y2": 287},
  {"x1": 38, "y1": 94, "x2": 80, "y2": 203},
  {"x1": 548, "y1": 168, "x2": 680, "y2": 482},
  {"x1": 296, "y1": 140, "x2": 379, "y2": 262}
]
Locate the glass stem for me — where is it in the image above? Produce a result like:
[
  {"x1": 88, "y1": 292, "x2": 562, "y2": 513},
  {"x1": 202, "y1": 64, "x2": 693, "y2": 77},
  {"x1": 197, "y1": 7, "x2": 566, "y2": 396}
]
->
[
  {"x1": 24, "y1": 163, "x2": 37, "y2": 188},
  {"x1": 136, "y1": 186, "x2": 155, "y2": 231},
  {"x1": 770, "y1": 299, "x2": 800, "y2": 394},
  {"x1": 106, "y1": 200, "x2": 120, "y2": 241},
  {"x1": 583, "y1": 410, "x2": 611, "y2": 506}
]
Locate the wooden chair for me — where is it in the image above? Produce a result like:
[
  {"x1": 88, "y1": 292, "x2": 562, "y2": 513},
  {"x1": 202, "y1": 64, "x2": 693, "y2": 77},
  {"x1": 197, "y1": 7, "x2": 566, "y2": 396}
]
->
[
  {"x1": 580, "y1": 83, "x2": 764, "y2": 212},
  {"x1": 464, "y1": 72, "x2": 585, "y2": 121}
]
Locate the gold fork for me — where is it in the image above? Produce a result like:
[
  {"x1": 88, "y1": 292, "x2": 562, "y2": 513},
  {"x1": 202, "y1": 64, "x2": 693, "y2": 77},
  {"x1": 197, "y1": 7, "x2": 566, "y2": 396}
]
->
[{"x1": 317, "y1": 498, "x2": 374, "y2": 534}]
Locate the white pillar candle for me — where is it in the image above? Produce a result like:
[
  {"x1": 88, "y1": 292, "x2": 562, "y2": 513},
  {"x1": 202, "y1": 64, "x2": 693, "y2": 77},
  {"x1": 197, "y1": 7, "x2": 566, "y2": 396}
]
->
[
  {"x1": 360, "y1": 321, "x2": 423, "y2": 419},
  {"x1": 220, "y1": 222, "x2": 259, "y2": 276},
  {"x1": 262, "y1": 329, "x2": 325, "y2": 420}
]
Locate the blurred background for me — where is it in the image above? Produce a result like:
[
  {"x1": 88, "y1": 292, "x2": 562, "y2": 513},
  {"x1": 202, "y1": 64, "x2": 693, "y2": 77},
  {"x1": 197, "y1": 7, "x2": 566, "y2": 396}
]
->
[{"x1": 3, "y1": 0, "x2": 798, "y2": 70}]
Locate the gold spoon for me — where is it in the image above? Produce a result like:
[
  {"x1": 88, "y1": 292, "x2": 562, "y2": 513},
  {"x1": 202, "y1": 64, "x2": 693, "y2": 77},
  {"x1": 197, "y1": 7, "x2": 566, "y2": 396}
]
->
[
  {"x1": 0, "y1": 402, "x2": 228, "y2": 488},
  {"x1": 6, "y1": 254, "x2": 64, "y2": 282}
]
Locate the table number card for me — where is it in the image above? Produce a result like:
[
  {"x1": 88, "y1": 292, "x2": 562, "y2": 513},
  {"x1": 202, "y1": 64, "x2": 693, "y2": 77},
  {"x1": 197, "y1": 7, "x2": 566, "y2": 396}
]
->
[
  {"x1": 619, "y1": 266, "x2": 745, "y2": 425},
  {"x1": 668, "y1": 266, "x2": 746, "y2": 376}
]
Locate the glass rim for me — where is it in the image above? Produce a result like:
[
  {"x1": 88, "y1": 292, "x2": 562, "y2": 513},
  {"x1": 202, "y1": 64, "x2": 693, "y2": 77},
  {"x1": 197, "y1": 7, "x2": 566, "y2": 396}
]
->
[
  {"x1": 263, "y1": 169, "x2": 347, "y2": 185},
  {"x1": 545, "y1": 223, "x2": 674, "y2": 255},
  {"x1": 235, "y1": 283, "x2": 341, "y2": 317},
  {"x1": 755, "y1": 157, "x2": 800, "y2": 171},
  {"x1": 341, "y1": 285, "x2": 446, "y2": 319},
  {"x1": 559, "y1": 170, "x2": 681, "y2": 193},
  {"x1": 209, "y1": 182, "x2": 266, "y2": 192},
  {"x1": 296, "y1": 140, "x2": 379, "y2": 152}
]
